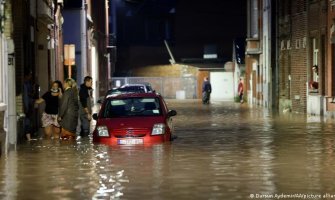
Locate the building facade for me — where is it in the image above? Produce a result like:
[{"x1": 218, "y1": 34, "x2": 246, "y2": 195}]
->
[
  {"x1": 245, "y1": 0, "x2": 277, "y2": 109},
  {"x1": 1, "y1": 0, "x2": 112, "y2": 152},
  {"x1": 1, "y1": 0, "x2": 15, "y2": 154},
  {"x1": 63, "y1": 0, "x2": 110, "y2": 102},
  {"x1": 277, "y1": 0, "x2": 328, "y2": 115},
  {"x1": 246, "y1": 0, "x2": 335, "y2": 116},
  {"x1": 90, "y1": 0, "x2": 110, "y2": 102},
  {"x1": 325, "y1": 0, "x2": 335, "y2": 117}
]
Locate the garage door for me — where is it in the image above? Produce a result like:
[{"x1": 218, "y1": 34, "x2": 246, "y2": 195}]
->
[{"x1": 210, "y1": 72, "x2": 234, "y2": 101}]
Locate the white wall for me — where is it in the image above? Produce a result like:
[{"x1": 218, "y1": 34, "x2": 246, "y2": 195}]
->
[
  {"x1": 262, "y1": 0, "x2": 272, "y2": 107},
  {"x1": 210, "y1": 72, "x2": 234, "y2": 101},
  {"x1": 307, "y1": 95, "x2": 323, "y2": 116},
  {"x1": 91, "y1": 46, "x2": 99, "y2": 103}
]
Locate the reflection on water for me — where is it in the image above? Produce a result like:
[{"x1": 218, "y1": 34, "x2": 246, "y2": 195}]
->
[{"x1": 1, "y1": 100, "x2": 335, "y2": 199}]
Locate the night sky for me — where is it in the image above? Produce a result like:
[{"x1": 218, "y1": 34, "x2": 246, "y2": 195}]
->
[
  {"x1": 63, "y1": 0, "x2": 247, "y2": 72},
  {"x1": 174, "y1": 0, "x2": 246, "y2": 59},
  {"x1": 114, "y1": 0, "x2": 247, "y2": 73}
]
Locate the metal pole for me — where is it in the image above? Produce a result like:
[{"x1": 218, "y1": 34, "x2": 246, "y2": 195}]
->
[
  {"x1": 81, "y1": 0, "x2": 87, "y2": 80},
  {"x1": 164, "y1": 40, "x2": 176, "y2": 65},
  {"x1": 69, "y1": 64, "x2": 72, "y2": 78},
  {"x1": 7, "y1": 52, "x2": 17, "y2": 149}
]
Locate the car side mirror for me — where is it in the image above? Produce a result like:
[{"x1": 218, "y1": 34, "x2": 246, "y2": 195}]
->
[
  {"x1": 168, "y1": 110, "x2": 177, "y2": 117},
  {"x1": 92, "y1": 113, "x2": 99, "y2": 121}
]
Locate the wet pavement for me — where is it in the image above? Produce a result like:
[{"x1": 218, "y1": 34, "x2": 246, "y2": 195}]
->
[{"x1": 1, "y1": 100, "x2": 335, "y2": 200}]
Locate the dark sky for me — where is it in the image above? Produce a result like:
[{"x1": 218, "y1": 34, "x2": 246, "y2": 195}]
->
[
  {"x1": 113, "y1": 0, "x2": 247, "y2": 72},
  {"x1": 63, "y1": 0, "x2": 247, "y2": 71},
  {"x1": 174, "y1": 0, "x2": 246, "y2": 59},
  {"x1": 176, "y1": 1, "x2": 246, "y2": 43}
]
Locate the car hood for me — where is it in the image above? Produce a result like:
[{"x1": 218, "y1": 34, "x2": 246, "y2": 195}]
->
[{"x1": 97, "y1": 116, "x2": 165, "y2": 129}]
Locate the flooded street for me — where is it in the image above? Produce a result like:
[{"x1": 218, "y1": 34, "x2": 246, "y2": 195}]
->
[{"x1": 1, "y1": 100, "x2": 335, "y2": 199}]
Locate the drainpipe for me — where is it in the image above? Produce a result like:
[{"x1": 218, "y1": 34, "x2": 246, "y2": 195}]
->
[
  {"x1": 274, "y1": 0, "x2": 279, "y2": 111},
  {"x1": 6, "y1": 39, "x2": 17, "y2": 151},
  {"x1": 54, "y1": 3, "x2": 58, "y2": 80},
  {"x1": 306, "y1": 1, "x2": 310, "y2": 113},
  {"x1": 81, "y1": 0, "x2": 87, "y2": 80}
]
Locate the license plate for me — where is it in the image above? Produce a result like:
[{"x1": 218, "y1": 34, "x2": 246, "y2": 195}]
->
[{"x1": 117, "y1": 138, "x2": 144, "y2": 145}]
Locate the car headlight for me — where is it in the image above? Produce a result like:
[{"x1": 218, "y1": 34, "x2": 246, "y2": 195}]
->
[
  {"x1": 97, "y1": 126, "x2": 109, "y2": 137},
  {"x1": 151, "y1": 123, "x2": 166, "y2": 135}
]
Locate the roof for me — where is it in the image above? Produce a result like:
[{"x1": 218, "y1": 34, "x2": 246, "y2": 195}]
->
[
  {"x1": 180, "y1": 58, "x2": 227, "y2": 69},
  {"x1": 181, "y1": 58, "x2": 227, "y2": 64}
]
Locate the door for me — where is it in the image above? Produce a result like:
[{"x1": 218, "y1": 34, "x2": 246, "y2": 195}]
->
[{"x1": 210, "y1": 72, "x2": 234, "y2": 101}]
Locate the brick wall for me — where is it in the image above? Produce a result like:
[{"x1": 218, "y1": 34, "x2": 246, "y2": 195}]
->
[
  {"x1": 290, "y1": 10, "x2": 308, "y2": 114},
  {"x1": 327, "y1": 2, "x2": 335, "y2": 98},
  {"x1": 278, "y1": 0, "x2": 328, "y2": 114},
  {"x1": 278, "y1": 0, "x2": 292, "y2": 109},
  {"x1": 131, "y1": 64, "x2": 198, "y2": 78},
  {"x1": 278, "y1": 0, "x2": 325, "y2": 114}
]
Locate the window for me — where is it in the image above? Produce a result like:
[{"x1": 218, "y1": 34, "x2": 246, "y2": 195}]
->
[
  {"x1": 295, "y1": 39, "x2": 301, "y2": 49},
  {"x1": 281, "y1": 40, "x2": 286, "y2": 50},
  {"x1": 310, "y1": 38, "x2": 319, "y2": 91},
  {"x1": 312, "y1": 38, "x2": 319, "y2": 82},
  {"x1": 287, "y1": 40, "x2": 291, "y2": 50},
  {"x1": 103, "y1": 97, "x2": 162, "y2": 118},
  {"x1": 302, "y1": 37, "x2": 307, "y2": 48}
]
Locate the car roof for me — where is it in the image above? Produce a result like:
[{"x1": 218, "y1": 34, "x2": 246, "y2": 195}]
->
[
  {"x1": 122, "y1": 83, "x2": 149, "y2": 87},
  {"x1": 105, "y1": 92, "x2": 161, "y2": 100}
]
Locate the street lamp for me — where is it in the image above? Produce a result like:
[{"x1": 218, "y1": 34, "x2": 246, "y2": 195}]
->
[{"x1": 64, "y1": 44, "x2": 75, "y2": 78}]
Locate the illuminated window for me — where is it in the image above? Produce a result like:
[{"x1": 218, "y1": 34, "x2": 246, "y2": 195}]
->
[{"x1": 312, "y1": 38, "x2": 319, "y2": 82}]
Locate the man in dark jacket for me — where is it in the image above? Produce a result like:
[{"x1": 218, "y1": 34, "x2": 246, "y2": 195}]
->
[
  {"x1": 202, "y1": 77, "x2": 212, "y2": 104},
  {"x1": 23, "y1": 70, "x2": 34, "y2": 141},
  {"x1": 79, "y1": 76, "x2": 93, "y2": 137}
]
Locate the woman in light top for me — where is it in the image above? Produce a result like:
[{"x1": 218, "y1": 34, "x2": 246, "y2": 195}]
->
[{"x1": 35, "y1": 81, "x2": 63, "y2": 139}]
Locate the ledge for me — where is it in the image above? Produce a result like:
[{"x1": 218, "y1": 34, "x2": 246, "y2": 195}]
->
[
  {"x1": 0, "y1": 103, "x2": 7, "y2": 112},
  {"x1": 245, "y1": 49, "x2": 262, "y2": 55},
  {"x1": 246, "y1": 38, "x2": 259, "y2": 41},
  {"x1": 308, "y1": 89, "x2": 319, "y2": 94},
  {"x1": 325, "y1": 96, "x2": 335, "y2": 103}
]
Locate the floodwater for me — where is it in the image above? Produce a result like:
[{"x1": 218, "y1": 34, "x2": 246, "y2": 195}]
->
[{"x1": 1, "y1": 100, "x2": 335, "y2": 200}]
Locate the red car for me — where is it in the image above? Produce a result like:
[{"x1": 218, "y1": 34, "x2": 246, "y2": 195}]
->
[{"x1": 93, "y1": 93, "x2": 177, "y2": 145}]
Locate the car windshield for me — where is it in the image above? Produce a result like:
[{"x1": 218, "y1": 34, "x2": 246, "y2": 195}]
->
[
  {"x1": 102, "y1": 97, "x2": 162, "y2": 118},
  {"x1": 107, "y1": 88, "x2": 122, "y2": 95},
  {"x1": 120, "y1": 86, "x2": 146, "y2": 93}
]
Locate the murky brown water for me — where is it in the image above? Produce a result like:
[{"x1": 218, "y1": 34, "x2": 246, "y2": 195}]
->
[{"x1": 1, "y1": 100, "x2": 335, "y2": 200}]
